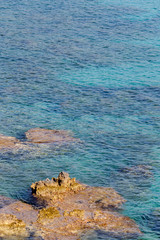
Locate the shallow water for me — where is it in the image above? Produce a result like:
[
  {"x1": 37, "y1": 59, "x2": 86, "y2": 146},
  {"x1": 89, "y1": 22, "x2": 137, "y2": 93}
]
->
[{"x1": 0, "y1": 0, "x2": 160, "y2": 239}]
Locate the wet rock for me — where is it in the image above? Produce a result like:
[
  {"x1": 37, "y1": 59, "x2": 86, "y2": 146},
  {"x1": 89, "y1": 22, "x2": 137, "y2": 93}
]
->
[
  {"x1": 31, "y1": 172, "x2": 141, "y2": 239},
  {"x1": 0, "y1": 199, "x2": 42, "y2": 239},
  {"x1": 25, "y1": 128, "x2": 77, "y2": 144},
  {"x1": 0, "y1": 213, "x2": 29, "y2": 238},
  {"x1": 0, "y1": 128, "x2": 79, "y2": 152},
  {"x1": 0, "y1": 134, "x2": 20, "y2": 149}
]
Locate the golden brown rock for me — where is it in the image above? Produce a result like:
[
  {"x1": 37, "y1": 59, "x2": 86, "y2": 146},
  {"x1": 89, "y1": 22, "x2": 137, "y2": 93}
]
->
[
  {"x1": 0, "y1": 213, "x2": 28, "y2": 238},
  {"x1": 25, "y1": 128, "x2": 76, "y2": 143},
  {"x1": 37, "y1": 207, "x2": 61, "y2": 223},
  {"x1": 31, "y1": 172, "x2": 141, "y2": 239},
  {"x1": 0, "y1": 171, "x2": 141, "y2": 240},
  {"x1": 0, "y1": 200, "x2": 38, "y2": 225},
  {"x1": 31, "y1": 171, "x2": 86, "y2": 202}
]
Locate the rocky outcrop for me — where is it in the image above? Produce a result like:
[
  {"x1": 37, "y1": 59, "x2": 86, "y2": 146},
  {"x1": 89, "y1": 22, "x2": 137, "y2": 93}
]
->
[
  {"x1": 31, "y1": 171, "x2": 86, "y2": 203},
  {"x1": 25, "y1": 128, "x2": 77, "y2": 144},
  {"x1": 31, "y1": 172, "x2": 141, "y2": 239},
  {"x1": 0, "y1": 128, "x2": 78, "y2": 151},
  {"x1": 0, "y1": 173, "x2": 141, "y2": 240}
]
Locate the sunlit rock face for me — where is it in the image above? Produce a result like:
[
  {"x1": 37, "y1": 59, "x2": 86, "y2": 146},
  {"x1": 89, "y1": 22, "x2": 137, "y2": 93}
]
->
[
  {"x1": 0, "y1": 173, "x2": 141, "y2": 240},
  {"x1": 0, "y1": 172, "x2": 141, "y2": 240},
  {"x1": 25, "y1": 128, "x2": 77, "y2": 144},
  {"x1": 31, "y1": 172, "x2": 141, "y2": 240},
  {"x1": 0, "y1": 199, "x2": 41, "y2": 239},
  {"x1": 0, "y1": 213, "x2": 29, "y2": 239}
]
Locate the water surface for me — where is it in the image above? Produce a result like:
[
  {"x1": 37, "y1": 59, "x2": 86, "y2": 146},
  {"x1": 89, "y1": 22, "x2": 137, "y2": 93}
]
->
[{"x1": 0, "y1": 0, "x2": 160, "y2": 239}]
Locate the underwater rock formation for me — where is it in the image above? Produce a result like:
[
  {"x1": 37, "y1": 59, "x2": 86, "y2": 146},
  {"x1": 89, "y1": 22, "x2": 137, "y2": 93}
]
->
[
  {"x1": 25, "y1": 128, "x2": 76, "y2": 144},
  {"x1": 120, "y1": 165, "x2": 152, "y2": 178}
]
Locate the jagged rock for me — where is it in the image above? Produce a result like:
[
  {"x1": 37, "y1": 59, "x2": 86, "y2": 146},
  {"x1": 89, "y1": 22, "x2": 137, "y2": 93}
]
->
[
  {"x1": 31, "y1": 172, "x2": 141, "y2": 239},
  {"x1": 0, "y1": 213, "x2": 28, "y2": 238},
  {"x1": 25, "y1": 128, "x2": 77, "y2": 144},
  {"x1": 0, "y1": 173, "x2": 141, "y2": 240},
  {"x1": 31, "y1": 171, "x2": 86, "y2": 202}
]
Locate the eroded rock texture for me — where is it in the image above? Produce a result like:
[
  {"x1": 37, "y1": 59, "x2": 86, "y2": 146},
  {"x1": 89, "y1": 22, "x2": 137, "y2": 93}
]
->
[
  {"x1": 31, "y1": 172, "x2": 141, "y2": 240},
  {"x1": 0, "y1": 173, "x2": 141, "y2": 240},
  {"x1": 0, "y1": 213, "x2": 28, "y2": 239}
]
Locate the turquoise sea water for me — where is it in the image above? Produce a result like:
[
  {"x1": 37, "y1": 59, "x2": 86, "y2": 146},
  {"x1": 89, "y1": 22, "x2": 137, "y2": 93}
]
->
[{"x1": 0, "y1": 0, "x2": 160, "y2": 239}]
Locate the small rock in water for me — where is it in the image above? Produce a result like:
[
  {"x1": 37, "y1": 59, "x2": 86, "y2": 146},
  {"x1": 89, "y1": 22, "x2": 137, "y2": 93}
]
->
[
  {"x1": 0, "y1": 134, "x2": 20, "y2": 149},
  {"x1": 120, "y1": 165, "x2": 152, "y2": 178},
  {"x1": 0, "y1": 128, "x2": 79, "y2": 153},
  {"x1": 25, "y1": 128, "x2": 77, "y2": 144}
]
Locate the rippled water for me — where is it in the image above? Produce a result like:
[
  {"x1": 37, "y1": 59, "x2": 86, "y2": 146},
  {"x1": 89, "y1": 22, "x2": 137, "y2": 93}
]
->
[{"x1": 0, "y1": 0, "x2": 160, "y2": 239}]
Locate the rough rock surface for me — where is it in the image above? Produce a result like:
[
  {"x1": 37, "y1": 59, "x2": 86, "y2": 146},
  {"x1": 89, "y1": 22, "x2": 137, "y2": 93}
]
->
[
  {"x1": 0, "y1": 198, "x2": 41, "y2": 239},
  {"x1": 0, "y1": 213, "x2": 28, "y2": 238},
  {"x1": 0, "y1": 173, "x2": 141, "y2": 240},
  {"x1": 25, "y1": 128, "x2": 76, "y2": 144},
  {"x1": 31, "y1": 172, "x2": 141, "y2": 239}
]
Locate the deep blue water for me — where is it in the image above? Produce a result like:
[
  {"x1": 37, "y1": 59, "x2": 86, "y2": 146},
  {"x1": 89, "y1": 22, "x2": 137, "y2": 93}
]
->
[{"x1": 0, "y1": 0, "x2": 160, "y2": 239}]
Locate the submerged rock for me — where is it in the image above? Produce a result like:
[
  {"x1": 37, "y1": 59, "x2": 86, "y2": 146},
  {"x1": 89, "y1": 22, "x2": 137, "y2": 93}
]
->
[
  {"x1": 120, "y1": 165, "x2": 152, "y2": 178},
  {"x1": 25, "y1": 128, "x2": 77, "y2": 144},
  {"x1": 31, "y1": 172, "x2": 141, "y2": 239},
  {"x1": 0, "y1": 128, "x2": 79, "y2": 152},
  {"x1": 0, "y1": 134, "x2": 20, "y2": 150}
]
